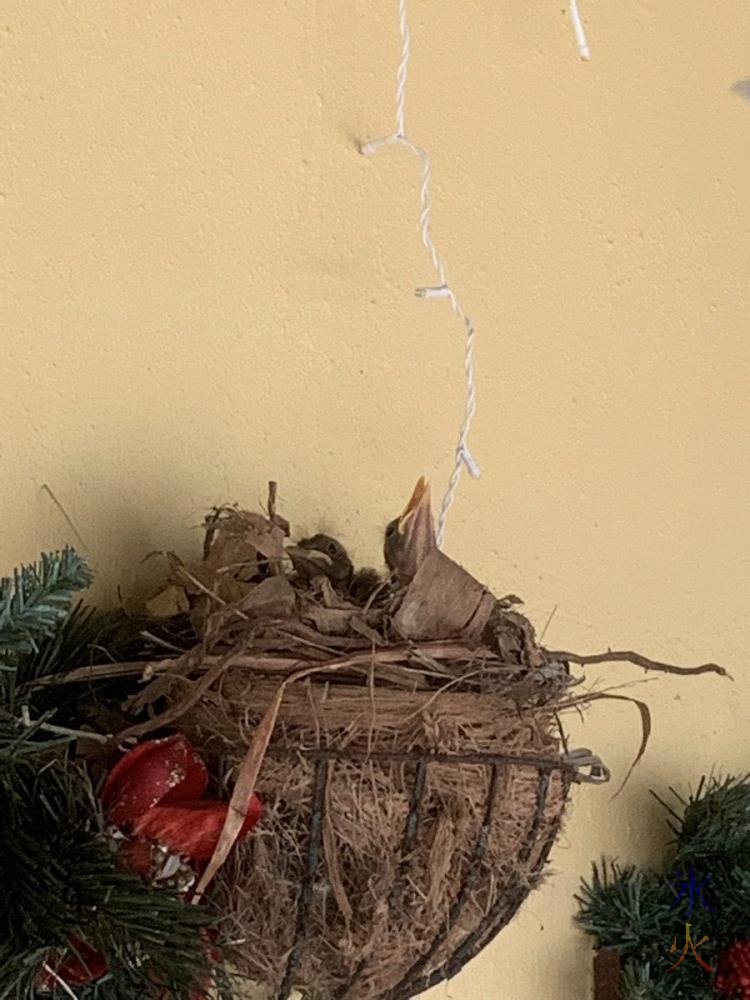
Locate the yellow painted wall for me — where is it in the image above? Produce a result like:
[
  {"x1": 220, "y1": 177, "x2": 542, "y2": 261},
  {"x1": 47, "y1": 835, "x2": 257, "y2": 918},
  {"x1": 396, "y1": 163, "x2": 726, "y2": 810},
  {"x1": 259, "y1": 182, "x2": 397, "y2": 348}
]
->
[{"x1": 2, "y1": 3, "x2": 749, "y2": 997}]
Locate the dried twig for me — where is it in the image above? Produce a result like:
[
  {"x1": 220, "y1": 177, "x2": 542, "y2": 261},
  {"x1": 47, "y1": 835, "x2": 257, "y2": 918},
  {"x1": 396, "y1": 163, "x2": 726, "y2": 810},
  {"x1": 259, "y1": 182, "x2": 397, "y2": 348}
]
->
[
  {"x1": 20, "y1": 706, "x2": 109, "y2": 744},
  {"x1": 31, "y1": 640, "x2": 499, "y2": 690},
  {"x1": 174, "y1": 555, "x2": 251, "y2": 623},
  {"x1": 116, "y1": 656, "x2": 236, "y2": 742},
  {"x1": 545, "y1": 648, "x2": 729, "y2": 678},
  {"x1": 267, "y1": 481, "x2": 277, "y2": 521},
  {"x1": 202, "y1": 506, "x2": 225, "y2": 561},
  {"x1": 41, "y1": 483, "x2": 88, "y2": 551}
]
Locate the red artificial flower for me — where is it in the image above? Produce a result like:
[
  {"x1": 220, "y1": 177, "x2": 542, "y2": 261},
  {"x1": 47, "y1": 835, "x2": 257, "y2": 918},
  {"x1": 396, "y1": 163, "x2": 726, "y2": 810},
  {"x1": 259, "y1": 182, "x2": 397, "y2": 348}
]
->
[
  {"x1": 39, "y1": 937, "x2": 108, "y2": 989},
  {"x1": 121, "y1": 836, "x2": 158, "y2": 878},
  {"x1": 715, "y1": 938, "x2": 750, "y2": 998},
  {"x1": 134, "y1": 796, "x2": 262, "y2": 863},
  {"x1": 101, "y1": 735, "x2": 208, "y2": 828}
]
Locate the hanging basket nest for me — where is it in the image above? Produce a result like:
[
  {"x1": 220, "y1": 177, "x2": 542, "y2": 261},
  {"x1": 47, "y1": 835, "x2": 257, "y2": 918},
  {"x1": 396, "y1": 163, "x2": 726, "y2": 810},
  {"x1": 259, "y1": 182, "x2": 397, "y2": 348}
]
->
[
  {"x1": 94, "y1": 481, "x2": 722, "y2": 1000},
  {"x1": 110, "y1": 482, "x2": 602, "y2": 1000}
]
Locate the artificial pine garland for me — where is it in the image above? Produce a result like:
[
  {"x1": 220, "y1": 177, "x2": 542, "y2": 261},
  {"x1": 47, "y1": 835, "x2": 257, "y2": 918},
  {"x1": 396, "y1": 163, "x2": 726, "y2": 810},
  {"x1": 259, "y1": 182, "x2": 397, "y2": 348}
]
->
[
  {"x1": 0, "y1": 549, "x2": 218, "y2": 999},
  {"x1": 577, "y1": 775, "x2": 750, "y2": 999}
]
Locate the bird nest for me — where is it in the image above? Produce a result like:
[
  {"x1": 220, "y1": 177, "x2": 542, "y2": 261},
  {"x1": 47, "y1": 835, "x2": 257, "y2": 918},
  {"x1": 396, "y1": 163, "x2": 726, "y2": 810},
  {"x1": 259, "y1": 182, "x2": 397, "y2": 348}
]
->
[
  {"x1": 98, "y1": 480, "x2": 721, "y2": 999},
  {"x1": 103, "y1": 480, "x2": 612, "y2": 1000}
]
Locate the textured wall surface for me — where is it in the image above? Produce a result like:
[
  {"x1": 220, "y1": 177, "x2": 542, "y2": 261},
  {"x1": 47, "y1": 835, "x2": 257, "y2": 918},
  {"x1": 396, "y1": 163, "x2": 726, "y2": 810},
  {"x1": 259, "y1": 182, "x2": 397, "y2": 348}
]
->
[{"x1": 2, "y1": 3, "x2": 749, "y2": 997}]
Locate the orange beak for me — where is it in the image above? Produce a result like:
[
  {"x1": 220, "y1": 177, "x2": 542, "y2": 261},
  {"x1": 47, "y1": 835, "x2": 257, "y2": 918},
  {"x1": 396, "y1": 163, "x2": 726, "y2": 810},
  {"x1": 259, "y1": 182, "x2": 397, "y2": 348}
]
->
[
  {"x1": 396, "y1": 476, "x2": 435, "y2": 573},
  {"x1": 397, "y1": 476, "x2": 432, "y2": 533}
]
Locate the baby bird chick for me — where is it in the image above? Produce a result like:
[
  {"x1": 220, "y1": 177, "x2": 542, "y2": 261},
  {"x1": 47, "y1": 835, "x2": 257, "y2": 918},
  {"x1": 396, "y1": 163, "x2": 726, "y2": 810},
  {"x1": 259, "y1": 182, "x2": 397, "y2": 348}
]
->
[
  {"x1": 383, "y1": 476, "x2": 436, "y2": 585},
  {"x1": 286, "y1": 534, "x2": 384, "y2": 604},
  {"x1": 286, "y1": 533, "x2": 354, "y2": 590}
]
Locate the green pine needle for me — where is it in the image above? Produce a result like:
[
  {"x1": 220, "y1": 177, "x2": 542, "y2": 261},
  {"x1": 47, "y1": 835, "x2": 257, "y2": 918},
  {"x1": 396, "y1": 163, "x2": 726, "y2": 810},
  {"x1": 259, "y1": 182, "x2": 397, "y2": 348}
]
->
[
  {"x1": 576, "y1": 861, "x2": 676, "y2": 956},
  {"x1": 0, "y1": 548, "x2": 93, "y2": 657}
]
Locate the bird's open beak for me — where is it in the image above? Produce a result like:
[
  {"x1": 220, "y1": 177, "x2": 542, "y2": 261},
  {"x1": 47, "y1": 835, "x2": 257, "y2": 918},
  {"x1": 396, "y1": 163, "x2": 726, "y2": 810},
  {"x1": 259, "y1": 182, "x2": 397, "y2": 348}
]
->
[
  {"x1": 398, "y1": 476, "x2": 435, "y2": 544},
  {"x1": 397, "y1": 476, "x2": 432, "y2": 533},
  {"x1": 383, "y1": 477, "x2": 436, "y2": 581}
]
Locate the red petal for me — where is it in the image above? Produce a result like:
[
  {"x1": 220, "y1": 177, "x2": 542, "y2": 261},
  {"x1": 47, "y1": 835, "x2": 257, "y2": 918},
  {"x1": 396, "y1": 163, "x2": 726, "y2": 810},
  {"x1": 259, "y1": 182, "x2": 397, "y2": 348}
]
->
[
  {"x1": 134, "y1": 796, "x2": 262, "y2": 862},
  {"x1": 101, "y1": 735, "x2": 208, "y2": 827},
  {"x1": 41, "y1": 938, "x2": 108, "y2": 988}
]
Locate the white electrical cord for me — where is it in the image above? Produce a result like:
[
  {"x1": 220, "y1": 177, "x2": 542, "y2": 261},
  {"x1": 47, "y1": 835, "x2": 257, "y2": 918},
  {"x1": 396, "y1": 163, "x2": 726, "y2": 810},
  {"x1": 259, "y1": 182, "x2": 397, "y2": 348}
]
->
[
  {"x1": 569, "y1": 0, "x2": 591, "y2": 60},
  {"x1": 360, "y1": 0, "x2": 481, "y2": 547}
]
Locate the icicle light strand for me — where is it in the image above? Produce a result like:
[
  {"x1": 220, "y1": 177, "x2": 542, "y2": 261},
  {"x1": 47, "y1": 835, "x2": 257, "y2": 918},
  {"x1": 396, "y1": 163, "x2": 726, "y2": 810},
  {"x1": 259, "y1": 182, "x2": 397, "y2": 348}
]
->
[
  {"x1": 360, "y1": 0, "x2": 480, "y2": 547},
  {"x1": 569, "y1": 0, "x2": 591, "y2": 60}
]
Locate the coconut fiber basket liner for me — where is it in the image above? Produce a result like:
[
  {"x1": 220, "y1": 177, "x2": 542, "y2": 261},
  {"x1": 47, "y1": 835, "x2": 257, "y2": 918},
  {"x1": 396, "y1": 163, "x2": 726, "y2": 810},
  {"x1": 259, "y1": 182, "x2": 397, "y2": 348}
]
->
[{"x1": 114, "y1": 493, "x2": 621, "y2": 1000}]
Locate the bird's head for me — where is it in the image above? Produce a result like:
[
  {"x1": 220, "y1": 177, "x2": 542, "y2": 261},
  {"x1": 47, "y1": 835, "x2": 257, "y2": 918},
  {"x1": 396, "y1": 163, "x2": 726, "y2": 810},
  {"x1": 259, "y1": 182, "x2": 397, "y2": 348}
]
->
[
  {"x1": 383, "y1": 476, "x2": 436, "y2": 583},
  {"x1": 286, "y1": 533, "x2": 354, "y2": 589}
]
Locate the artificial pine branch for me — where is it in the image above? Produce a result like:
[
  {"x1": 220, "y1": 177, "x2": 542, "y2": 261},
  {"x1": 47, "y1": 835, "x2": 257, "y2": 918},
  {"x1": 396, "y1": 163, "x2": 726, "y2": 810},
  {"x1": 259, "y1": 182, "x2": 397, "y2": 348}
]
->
[
  {"x1": 577, "y1": 862, "x2": 675, "y2": 958},
  {"x1": 0, "y1": 548, "x2": 92, "y2": 712},
  {"x1": 0, "y1": 742, "x2": 214, "y2": 999},
  {"x1": 17, "y1": 601, "x2": 197, "y2": 689},
  {"x1": 17, "y1": 602, "x2": 159, "y2": 731},
  {"x1": 16, "y1": 602, "x2": 118, "y2": 686},
  {"x1": 579, "y1": 775, "x2": 750, "y2": 1000},
  {"x1": 0, "y1": 549, "x2": 93, "y2": 658},
  {"x1": 0, "y1": 549, "x2": 220, "y2": 999}
]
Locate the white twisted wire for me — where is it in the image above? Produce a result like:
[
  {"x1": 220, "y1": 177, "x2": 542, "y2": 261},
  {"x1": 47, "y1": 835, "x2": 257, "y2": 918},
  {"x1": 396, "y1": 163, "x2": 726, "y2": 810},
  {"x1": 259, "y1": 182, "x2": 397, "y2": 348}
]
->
[
  {"x1": 360, "y1": 0, "x2": 480, "y2": 547},
  {"x1": 569, "y1": 0, "x2": 591, "y2": 60},
  {"x1": 395, "y1": 0, "x2": 409, "y2": 135}
]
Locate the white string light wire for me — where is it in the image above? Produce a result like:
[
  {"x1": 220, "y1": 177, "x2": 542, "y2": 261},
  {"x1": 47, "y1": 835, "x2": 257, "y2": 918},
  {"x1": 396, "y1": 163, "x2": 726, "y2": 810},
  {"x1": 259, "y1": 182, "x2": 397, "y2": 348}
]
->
[
  {"x1": 569, "y1": 0, "x2": 591, "y2": 60},
  {"x1": 360, "y1": 0, "x2": 480, "y2": 547}
]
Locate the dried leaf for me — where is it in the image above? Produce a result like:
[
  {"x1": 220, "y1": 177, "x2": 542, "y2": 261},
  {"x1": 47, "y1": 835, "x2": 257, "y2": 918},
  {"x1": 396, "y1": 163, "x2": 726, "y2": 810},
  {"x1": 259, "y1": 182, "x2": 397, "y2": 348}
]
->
[
  {"x1": 225, "y1": 511, "x2": 285, "y2": 562},
  {"x1": 193, "y1": 684, "x2": 285, "y2": 901},
  {"x1": 215, "y1": 577, "x2": 252, "y2": 605},
  {"x1": 502, "y1": 610, "x2": 544, "y2": 668},
  {"x1": 145, "y1": 585, "x2": 190, "y2": 620},
  {"x1": 561, "y1": 690, "x2": 651, "y2": 797},
  {"x1": 607, "y1": 693, "x2": 651, "y2": 797},
  {"x1": 393, "y1": 548, "x2": 494, "y2": 641},
  {"x1": 349, "y1": 617, "x2": 385, "y2": 646},
  {"x1": 205, "y1": 530, "x2": 259, "y2": 578},
  {"x1": 238, "y1": 575, "x2": 296, "y2": 619},
  {"x1": 173, "y1": 557, "x2": 217, "y2": 597},
  {"x1": 303, "y1": 607, "x2": 364, "y2": 635},
  {"x1": 272, "y1": 513, "x2": 291, "y2": 537}
]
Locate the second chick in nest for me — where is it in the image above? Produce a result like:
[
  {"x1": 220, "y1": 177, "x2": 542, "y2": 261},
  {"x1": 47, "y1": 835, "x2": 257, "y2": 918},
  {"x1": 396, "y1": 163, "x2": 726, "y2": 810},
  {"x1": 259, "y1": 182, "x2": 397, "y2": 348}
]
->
[{"x1": 286, "y1": 533, "x2": 381, "y2": 604}]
